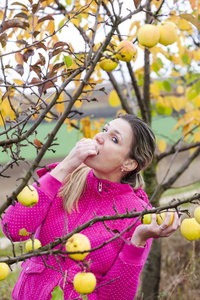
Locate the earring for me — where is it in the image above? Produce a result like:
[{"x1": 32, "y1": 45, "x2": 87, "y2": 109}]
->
[{"x1": 121, "y1": 168, "x2": 124, "y2": 172}]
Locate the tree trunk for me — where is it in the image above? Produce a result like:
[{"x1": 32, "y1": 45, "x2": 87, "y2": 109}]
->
[
  {"x1": 140, "y1": 159, "x2": 164, "y2": 299},
  {"x1": 141, "y1": 238, "x2": 162, "y2": 300}
]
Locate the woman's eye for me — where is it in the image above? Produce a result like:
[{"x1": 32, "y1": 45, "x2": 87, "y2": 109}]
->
[
  {"x1": 112, "y1": 137, "x2": 118, "y2": 143},
  {"x1": 102, "y1": 128, "x2": 107, "y2": 132}
]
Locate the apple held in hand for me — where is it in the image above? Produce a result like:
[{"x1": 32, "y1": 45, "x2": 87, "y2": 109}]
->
[
  {"x1": 115, "y1": 40, "x2": 137, "y2": 62},
  {"x1": 180, "y1": 218, "x2": 200, "y2": 241},
  {"x1": 138, "y1": 24, "x2": 160, "y2": 48},
  {"x1": 73, "y1": 272, "x2": 96, "y2": 295},
  {"x1": 141, "y1": 211, "x2": 174, "y2": 226},
  {"x1": 25, "y1": 239, "x2": 42, "y2": 252},
  {"x1": 99, "y1": 51, "x2": 118, "y2": 72},
  {"x1": 156, "y1": 212, "x2": 174, "y2": 226},
  {"x1": 17, "y1": 185, "x2": 39, "y2": 207},
  {"x1": 65, "y1": 233, "x2": 91, "y2": 261},
  {"x1": 0, "y1": 263, "x2": 9, "y2": 281},
  {"x1": 158, "y1": 21, "x2": 178, "y2": 46}
]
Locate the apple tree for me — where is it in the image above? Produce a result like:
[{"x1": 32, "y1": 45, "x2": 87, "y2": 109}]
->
[{"x1": 0, "y1": 0, "x2": 200, "y2": 299}]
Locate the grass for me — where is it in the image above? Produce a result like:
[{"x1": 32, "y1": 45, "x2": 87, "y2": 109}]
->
[
  {"x1": 0, "y1": 268, "x2": 21, "y2": 300},
  {"x1": 162, "y1": 181, "x2": 200, "y2": 197},
  {"x1": 0, "y1": 243, "x2": 23, "y2": 300}
]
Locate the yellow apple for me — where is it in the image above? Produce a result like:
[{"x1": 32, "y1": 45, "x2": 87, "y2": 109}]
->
[
  {"x1": 156, "y1": 212, "x2": 174, "y2": 226},
  {"x1": 25, "y1": 239, "x2": 42, "y2": 252},
  {"x1": 73, "y1": 272, "x2": 96, "y2": 294},
  {"x1": 99, "y1": 51, "x2": 118, "y2": 72},
  {"x1": 0, "y1": 263, "x2": 9, "y2": 281},
  {"x1": 158, "y1": 21, "x2": 178, "y2": 46},
  {"x1": 194, "y1": 206, "x2": 200, "y2": 224},
  {"x1": 141, "y1": 213, "x2": 152, "y2": 224},
  {"x1": 138, "y1": 24, "x2": 160, "y2": 48},
  {"x1": 17, "y1": 185, "x2": 39, "y2": 207},
  {"x1": 180, "y1": 218, "x2": 200, "y2": 241},
  {"x1": 65, "y1": 233, "x2": 91, "y2": 261},
  {"x1": 115, "y1": 40, "x2": 137, "y2": 62}
]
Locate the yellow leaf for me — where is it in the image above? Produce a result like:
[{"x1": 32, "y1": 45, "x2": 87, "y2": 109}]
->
[
  {"x1": 81, "y1": 117, "x2": 92, "y2": 138},
  {"x1": 13, "y1": 79, "x2": 24, "y2": 85},
  {"x1": 47, "y1": 20, "x2": 55, "y2": 34},
  {"x1": 55, "y1": 93, "x2": 65, "y2": 114},
  {"x1": 45, "y1": 112, "x2": 52, "y2": 122},
  {"x1": 194, "y1": 95, "x2": 200, "y2": 107},
  {"x1": 64, "y1": 118, "x2": 77, "y2": 133},
  {"x1": 109, "y1": 90, "x2": 121, "y2": 107},
  {"x1": 179, "y1": 13, "x2": 200, "y2": 31},
  {"x1": 158, "y1": 139, "x2": 167, "y2": 153},
  {"x1": 19, "y1": 228, "x2": 29, "y2": 236},
  {"x1": 74, "y1": 100, "x2": 82, "y2": 108}
]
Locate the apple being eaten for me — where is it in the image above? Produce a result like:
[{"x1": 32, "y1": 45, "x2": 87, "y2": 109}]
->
[
  {"x1": 17, "y1": 185, "x2": 39, "y2": 207},
  {"x1": 65, "y1": 233, "x2": 91, "y2": 261}
]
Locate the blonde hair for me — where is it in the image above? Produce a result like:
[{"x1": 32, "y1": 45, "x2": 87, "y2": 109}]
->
[
  {"x1": 58, "y1": 164, "x2": 90, "y2": 213},
  {"x1": 59, "y1": 114, "x2": 156, "y2": 214}
]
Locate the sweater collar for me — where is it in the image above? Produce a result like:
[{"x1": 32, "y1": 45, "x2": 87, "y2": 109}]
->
[{"x1": 87, "y1": 169, "x2": 133, "y2": 195}]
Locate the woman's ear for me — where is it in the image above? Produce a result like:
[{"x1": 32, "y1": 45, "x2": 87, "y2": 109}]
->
[{"x1": 122, "y1": 159, "x2": 138, "y2": 172}]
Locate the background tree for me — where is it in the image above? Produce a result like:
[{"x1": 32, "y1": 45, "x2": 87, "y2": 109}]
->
[{"x1": 0, "y1": 0, "x2": 200, "y2": 299}]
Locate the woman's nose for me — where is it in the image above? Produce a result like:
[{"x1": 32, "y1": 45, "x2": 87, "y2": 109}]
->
[{"x1": 94, "y1": 132, "x2": 104, "y2": 144}]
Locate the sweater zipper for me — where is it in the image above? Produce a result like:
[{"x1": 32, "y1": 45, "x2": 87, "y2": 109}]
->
[{"x1": 98, "y1": 182, "x2": 102, "y2": 192}]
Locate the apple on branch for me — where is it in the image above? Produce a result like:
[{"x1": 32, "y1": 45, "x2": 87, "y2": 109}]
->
[
  {"x1": 158, "y1": 21, "x2": 178, "y2": 46},
  {"x1": 115, "y1": 40, "x2": 137, "y2": 62},
  {"x1": 25, "y1": 239, "x2": 42, "y2": 252},
  {"x1": 73, "y1": 272, "x2": 97, "y2": 295},
  {"x1": 137, "y1": 24, "x2": 160, "y2": 48},
  {"x1": 65, "y1": 233, "x2": 91, "y2": 261},
  {"x1": 180, "y1": 218, "x2": 200, "y2": 241},
  {"x1": 0, "y1": 263, "x2": 9, "y2": 281},
  {"x1": 17, "y1": 185, "x2": 39, "y2": 207},
  {"x1": 99, "y1": 50, "x2": 118, "y2": 72}
]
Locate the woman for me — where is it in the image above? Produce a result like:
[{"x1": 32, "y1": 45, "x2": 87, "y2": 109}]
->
[{"x1": 1, "y1": 114, "x2": 180, "y2": 300}]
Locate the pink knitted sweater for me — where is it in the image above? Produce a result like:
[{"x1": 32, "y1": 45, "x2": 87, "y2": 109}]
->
[{"x1": 1, "y1": 164, "x2": 152, "y2": 300}]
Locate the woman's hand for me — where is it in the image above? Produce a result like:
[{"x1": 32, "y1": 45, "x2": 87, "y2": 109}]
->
[
  {"x1": 50, "y1": 138, "x2": 99, "y2": 182},
  {"x1": 131, "y1": 211, "x2": 181, "y2": 247}
]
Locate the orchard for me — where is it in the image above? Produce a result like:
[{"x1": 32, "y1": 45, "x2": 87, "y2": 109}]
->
[{"x1": 0, "y1": 0, "x2": 200, "y2": 299}]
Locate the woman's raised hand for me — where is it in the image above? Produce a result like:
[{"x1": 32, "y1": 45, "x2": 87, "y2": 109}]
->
[{"x1": 50, "y1": 138, "x2": 98, "y2": 182}]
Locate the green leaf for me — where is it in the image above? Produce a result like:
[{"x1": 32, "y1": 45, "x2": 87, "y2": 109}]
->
[
  {"x1": 157, "y1": 58, "x2": 164, "y2": 67},
  {"x1": 58, "y1": 19, "x2": 65, "y2": 33},
  {"x1": 155, "y1": 103, "x2": 173, "y2": 115},
  {"x1": 194, "y1": 80, "x2": 200, "y2": 94},
  {"x1": 63, "y1": 55, "x2": 72, "y2": 68},
  {"x1": 163, "y1": 81, "x2": 171, "y2": 93},
  {"x1": 66, "y1": 0, "x2": 72, "y2": 4},
  {"x1": 182, "y1": 53, "x2": 189, "y2": 65},
  {"x1": 152, "y1": 62, "x2": 159, "y2": 74},
  {"x1": 82, "y1": 296, "x2": 88, "y2": 300},
  {"x1": 188, "y1": 88, "x2": 198, "y2": 101},
  {"x1": 51, "y1": 286, "x2": 64, "y2": 300}
]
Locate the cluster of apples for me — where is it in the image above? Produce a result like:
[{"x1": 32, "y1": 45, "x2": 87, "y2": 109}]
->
[
  {"x1": 99, "y1": 21, "x2": 178, "y2": 73},
  {"x1": 138, "y1": 21, "x2": 178, "y2": 48},
  {"x1": 180, "y1": 207, "x2": 200, "y2": 241},
  {"x1": 99, "y1": 40, "x2": 137, "y2": 72}
]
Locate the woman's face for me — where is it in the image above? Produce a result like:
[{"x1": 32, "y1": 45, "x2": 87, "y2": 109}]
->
[{"x1": 84, "y1": 118, "x2": 137, "y2": 182}]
